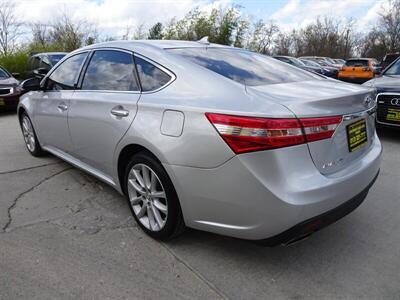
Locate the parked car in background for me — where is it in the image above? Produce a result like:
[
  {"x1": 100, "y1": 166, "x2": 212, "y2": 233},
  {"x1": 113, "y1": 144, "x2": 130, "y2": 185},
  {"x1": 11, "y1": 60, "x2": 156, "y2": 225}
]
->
[
  {"x1": 18, "y1": 40, "x2": 381, "y2": 245},
  {"x1": 338, "y1": 58, "x2": 380, "y2": 84},
  {"x1": 380, "y1": 53, "x2": 400, "y2": 70},
  {"x1": 273, "y1": 55, "x2": 323, "y2": 74},
  {"x1": 26, "y1": 52, "x2": 67, "y2": 78},
  {"x1": 0, "y1": 66, "x2": 20, "y2": 110},
  {"x1": 299, "y1": 56, "x2": 340, "y2": 76},
  {"x1": 364, "y1": 57, "x2": 400, "y2": 128},
  {"x1": 333, "y1": 59, "x2": 346, "y2": 66},
  {"x1": 299, "y1": 58, "x2": 337, "y2": 78}
]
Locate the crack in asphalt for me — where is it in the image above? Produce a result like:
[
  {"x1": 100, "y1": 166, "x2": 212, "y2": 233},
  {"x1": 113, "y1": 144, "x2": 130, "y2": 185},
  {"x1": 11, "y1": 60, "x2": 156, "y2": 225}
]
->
[
  {"x1": 2, "y1": 167, "x2": 72, "y2": 233},
  {"x1": 0, "y1": 161, "x2": 63, "y2": 175},
  {"x1": 161, "y1": 243, "x2": 230, "y2": 300}
]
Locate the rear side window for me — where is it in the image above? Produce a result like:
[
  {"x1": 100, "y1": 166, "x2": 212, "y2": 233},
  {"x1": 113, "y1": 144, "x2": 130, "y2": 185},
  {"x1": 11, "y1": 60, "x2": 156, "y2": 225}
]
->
[
  {"x1": 135, "y1": 56, "x2": 172, "y2": 92},
  {"x1": 345, "y1": 60, "x2": 369, "y2": 67},
  {"x1": 168, "y1": 48, "x2": 317, "y2": 86},
  {"x1": 48, "y1": 53, "x2": 88, "y2": 90},
  {"x1": 82, "y1": 50, "x2": 139, "y2": 91}
]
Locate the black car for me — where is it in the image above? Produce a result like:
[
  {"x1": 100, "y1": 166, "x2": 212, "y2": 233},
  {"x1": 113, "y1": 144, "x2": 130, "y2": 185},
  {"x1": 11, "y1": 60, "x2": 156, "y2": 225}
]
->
[
  {"x1": 0, "y1": 66, "x2": 20, "y2": 110},
  {"x1": 273, "y1": 55, "x2": 323, "y2": 74},
  {"x1": 363, "y1": 57, "x2": 400, "y2": 128},
  {"x1": 299, "y1": 58, "x2": 338, "y2": 78},
  {"x1": 26, "y1": 52, "x2": 67, "y2": 78}
]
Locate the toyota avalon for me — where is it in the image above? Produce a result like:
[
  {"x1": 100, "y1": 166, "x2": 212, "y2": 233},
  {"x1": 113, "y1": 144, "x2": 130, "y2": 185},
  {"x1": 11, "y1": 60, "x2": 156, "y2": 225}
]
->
[{"x1": 18, "y1": 40, "x2": 381, "y2": 245}]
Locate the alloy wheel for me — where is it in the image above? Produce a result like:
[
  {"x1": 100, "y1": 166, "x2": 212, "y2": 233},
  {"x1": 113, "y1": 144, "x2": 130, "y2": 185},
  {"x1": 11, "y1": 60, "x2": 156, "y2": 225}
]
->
[
  {"x1": 21, "y1": 116, "x2": 36, "y2": 152},
  {"x1": 127, "y1": 163, "x2": 168, "y2": 231}
]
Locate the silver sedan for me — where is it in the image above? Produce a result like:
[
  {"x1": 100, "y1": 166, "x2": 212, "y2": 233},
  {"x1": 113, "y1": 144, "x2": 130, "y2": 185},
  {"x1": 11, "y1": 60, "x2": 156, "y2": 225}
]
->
[{"x1": 18, "y1": 40, "x2": 381, "y2": 245}]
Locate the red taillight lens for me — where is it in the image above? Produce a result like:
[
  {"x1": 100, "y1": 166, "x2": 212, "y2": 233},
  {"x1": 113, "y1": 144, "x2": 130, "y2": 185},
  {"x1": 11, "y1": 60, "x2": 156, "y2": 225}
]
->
[{"x1": 206, "y1": 113, "x2": 342, "y2": 154}]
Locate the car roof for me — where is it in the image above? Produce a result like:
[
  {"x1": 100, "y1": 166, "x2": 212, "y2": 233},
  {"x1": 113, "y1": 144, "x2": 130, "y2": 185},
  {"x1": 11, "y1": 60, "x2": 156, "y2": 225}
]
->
[
  {"x1": 31, "y1": 52, "x2": 68, "y2": 57},
  {"x1": 78, "y1": 40, "x2": 229, "y2": 52}
]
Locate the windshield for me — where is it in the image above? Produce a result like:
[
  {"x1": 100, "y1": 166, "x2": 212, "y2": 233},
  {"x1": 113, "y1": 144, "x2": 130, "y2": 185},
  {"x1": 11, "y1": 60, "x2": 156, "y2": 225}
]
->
[
  {"x1": 0, "y1": 67, "x2": 10, "y2": 79},
  {"x1": 384, "y1": 58, "x2": 400, "y2": 75},
  {"x1": 49, "y1": 54, "x2": 66, "y2": 66},
  {"x1": 168, "y1": 48, "x2": 318, "y2": 86},
  {"x1": 300, "y1": 59, "x2": 320, "y2": 67},
  {"x1": 290, "y1": 57, "x2": 305, "y2": 67}
]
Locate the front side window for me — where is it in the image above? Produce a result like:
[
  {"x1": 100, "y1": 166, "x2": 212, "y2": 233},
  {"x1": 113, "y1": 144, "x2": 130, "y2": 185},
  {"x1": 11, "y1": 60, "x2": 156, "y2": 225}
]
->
[
  {"x1": 168, "y1": 48, "x2": 317, "y2": 86},
  {"x1": 82, "y1": 50, "x2": 139, "y2": 91},
  {"x1": 135, "y1": 56, "x2": 172, "y2": 92},
  {"x1": 47, "y1": 53, "x2": 87, "y2": 90}
]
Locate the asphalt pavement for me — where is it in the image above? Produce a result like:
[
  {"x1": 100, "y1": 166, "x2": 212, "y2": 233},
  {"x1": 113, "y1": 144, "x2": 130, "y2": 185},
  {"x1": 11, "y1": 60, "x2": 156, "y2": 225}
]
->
[{"x1": 0, "y1": 112, "x2": 399, "y2": 300}]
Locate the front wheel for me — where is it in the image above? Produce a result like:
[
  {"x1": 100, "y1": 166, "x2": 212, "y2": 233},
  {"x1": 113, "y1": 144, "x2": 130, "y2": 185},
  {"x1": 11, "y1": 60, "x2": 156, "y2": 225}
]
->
[{"x1": 125, "y1": 152, "x2": 185, "y2": 240}]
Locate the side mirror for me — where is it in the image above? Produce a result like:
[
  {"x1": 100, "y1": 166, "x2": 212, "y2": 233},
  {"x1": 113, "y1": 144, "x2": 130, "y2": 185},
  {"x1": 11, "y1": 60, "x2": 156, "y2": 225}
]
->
[
  {"x1": 33, "y1": 68, "x2": 48, "y2": 77},
  {"x1": 19, "y1": 77, "x2": 42, "y2": 93},
  {"x1": 374, "y1": 67, "x2": 382, "y2": 76}
]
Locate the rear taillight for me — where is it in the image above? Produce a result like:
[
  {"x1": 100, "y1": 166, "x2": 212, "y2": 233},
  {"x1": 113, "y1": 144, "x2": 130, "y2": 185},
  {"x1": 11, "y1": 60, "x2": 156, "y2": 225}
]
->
[{"x1": 206, "y1": 113, "x2": 342, "y2": 154}]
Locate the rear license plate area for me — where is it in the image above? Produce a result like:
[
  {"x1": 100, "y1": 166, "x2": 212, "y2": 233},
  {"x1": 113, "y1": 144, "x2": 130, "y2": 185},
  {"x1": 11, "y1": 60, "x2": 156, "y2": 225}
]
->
[{"x1": 347, "y1": 119, "x2": 368, "y2": 153}]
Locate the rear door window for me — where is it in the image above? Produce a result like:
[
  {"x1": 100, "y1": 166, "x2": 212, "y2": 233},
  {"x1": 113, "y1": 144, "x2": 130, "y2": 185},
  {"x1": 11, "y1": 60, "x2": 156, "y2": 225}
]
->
[
  {"x1": 135, "y1": 56, "x2": 172, "y2": 92},
  {"x1": 82, "y1": 50, "x2": 139, "y2": 91}
]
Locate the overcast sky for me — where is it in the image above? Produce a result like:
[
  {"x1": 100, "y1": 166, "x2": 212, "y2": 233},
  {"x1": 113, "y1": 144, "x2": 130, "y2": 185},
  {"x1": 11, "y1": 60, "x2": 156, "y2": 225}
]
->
[{"x1": 13, "y1": 0, "x2": 390, "y2": 37}]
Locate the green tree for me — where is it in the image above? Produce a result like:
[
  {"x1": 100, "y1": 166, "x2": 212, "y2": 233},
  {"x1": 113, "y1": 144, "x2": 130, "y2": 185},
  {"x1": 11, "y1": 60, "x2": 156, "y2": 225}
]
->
[{"x1": 148, "y1": 22, "x2": 164, "y2": 40}]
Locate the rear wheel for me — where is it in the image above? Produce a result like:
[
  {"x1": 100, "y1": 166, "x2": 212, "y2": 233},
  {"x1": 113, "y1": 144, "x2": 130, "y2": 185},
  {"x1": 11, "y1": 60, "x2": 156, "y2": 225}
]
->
[
  {"x1": 20, "y1": 113, "x2": 45, "y2": 157},
  {"x1": 125, "y1": 152, "x2": 185, "y2": 240}
]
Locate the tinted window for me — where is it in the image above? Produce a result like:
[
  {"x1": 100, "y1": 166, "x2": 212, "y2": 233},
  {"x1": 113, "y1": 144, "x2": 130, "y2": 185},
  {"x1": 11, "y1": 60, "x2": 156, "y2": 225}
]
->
[
  {"x1": 31, "y1": 56, "x2": 41, "y2": 70},
  {"x1": 47, "y1": 53, "x2": 87, "y2": 90},
  {"x1": 168, "y1": 48, "x2": 317, "y2": 86},
  {"x1": 135, "y1": 56, "x2": 171, "y2": 91},
  {"x1": 40, "y1": 56, "x2": 51, "y2": 69},
  {"x1": 82, "y1": 50, "x2": 138, "y2": 91},
  {"x1": 384, "y1": 58, "x2": 400, "y2": 75},
  {"x1": 0, "y1": 68, "x2": 10, "y2": 79},
  {"x1": 48, "y1": 54, "x2": 66, "y2": 66},
  {"x1": 345, "y1": 59, "x2": 369, "y2": 67}
]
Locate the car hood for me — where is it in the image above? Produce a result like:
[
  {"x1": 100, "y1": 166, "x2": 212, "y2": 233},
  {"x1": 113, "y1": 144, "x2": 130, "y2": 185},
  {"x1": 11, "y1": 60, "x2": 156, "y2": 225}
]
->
[
  {"x1": 363, "y1": 75, "x2": 400, "y2": 93},
  {"x1": 0, "y1": 77, "x2": 19, "y2": 86},
  {"x1": 247, "y1": 79, "x2": 375, "y2": 117}
]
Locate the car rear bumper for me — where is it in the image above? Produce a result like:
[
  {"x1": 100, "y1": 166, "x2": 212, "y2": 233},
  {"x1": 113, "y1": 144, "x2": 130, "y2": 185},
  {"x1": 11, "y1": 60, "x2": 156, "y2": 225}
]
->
[
  {"x1": 259, "y1": 171, "x2": 379, "y2": 246},
  {"x1": 164, "y1": 134, "x2": 382, "y2": 241}
]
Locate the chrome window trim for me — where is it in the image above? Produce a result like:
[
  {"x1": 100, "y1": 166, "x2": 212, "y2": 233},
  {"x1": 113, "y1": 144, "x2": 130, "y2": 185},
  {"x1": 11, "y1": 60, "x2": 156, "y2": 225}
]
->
[
  {"x1": 134, "y1": 53, "x2": 176, "y2": 94},
  {"x1": 78, "y1": 48, "x2": 141, "y2": 93},
  {"x1": 375, "y1": 92, "x2": 400, "y2": 127}
]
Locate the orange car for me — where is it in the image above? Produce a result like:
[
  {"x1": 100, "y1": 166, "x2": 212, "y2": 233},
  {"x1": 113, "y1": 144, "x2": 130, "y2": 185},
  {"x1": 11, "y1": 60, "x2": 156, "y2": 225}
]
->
[{"x1": 338, "y1": 58, "x2": 380, "y2": 83}]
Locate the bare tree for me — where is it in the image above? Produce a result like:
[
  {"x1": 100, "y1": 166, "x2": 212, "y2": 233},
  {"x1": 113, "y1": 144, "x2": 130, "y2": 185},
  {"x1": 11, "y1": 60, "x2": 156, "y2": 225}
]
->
[
  {"x1": 31, "y1": 22, "x2": 51, "y2": 48},
  {"x1": 0, "y1": 0, "x2": 23, "y2": 55},
  {"x1": 378, "y1": 0, "x2": 400, "y2": 52},
  {"x1": 49, "y1": 10, "x2": 97, "y2": 51},
  {"x1": 248, "y1": 20, "x2": 279, "y2": 54}
]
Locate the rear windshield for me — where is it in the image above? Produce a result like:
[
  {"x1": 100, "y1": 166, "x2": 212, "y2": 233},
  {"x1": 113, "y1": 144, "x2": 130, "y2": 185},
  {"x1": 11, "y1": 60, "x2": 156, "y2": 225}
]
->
[
  {"x1": 167, "y1": 48, "x2": 318, "y2": 86},
  {"x1": 345, "y1": 60, "x2": 369, "y2": 67}
]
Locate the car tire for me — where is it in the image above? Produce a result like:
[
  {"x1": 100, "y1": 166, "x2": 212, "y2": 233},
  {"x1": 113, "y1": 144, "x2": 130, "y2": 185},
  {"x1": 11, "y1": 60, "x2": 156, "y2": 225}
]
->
[
  {"x1": 124, "y1": 151, "x2": 185, "y2": 240},
  {"x1": 20, "y1": 112, "x2": 45, "y2": 157}
]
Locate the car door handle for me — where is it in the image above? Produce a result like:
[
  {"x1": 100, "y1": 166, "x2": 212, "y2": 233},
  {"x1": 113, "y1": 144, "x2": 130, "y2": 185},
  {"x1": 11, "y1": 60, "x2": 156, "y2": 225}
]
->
[
  {"x1": 111, "y1": 106, "x2": 129, "y2": 117},
  {"x1": 57, "y1": 103, "x2": 68, "y2": 111}
]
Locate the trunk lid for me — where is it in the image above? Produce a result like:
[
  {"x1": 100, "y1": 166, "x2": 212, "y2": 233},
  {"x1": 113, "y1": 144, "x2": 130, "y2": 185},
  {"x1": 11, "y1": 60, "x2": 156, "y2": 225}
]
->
[{"x1": 247, "y1": 80, "x2": 377, "y2": 175}]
